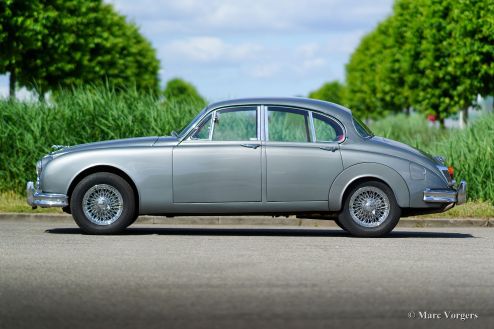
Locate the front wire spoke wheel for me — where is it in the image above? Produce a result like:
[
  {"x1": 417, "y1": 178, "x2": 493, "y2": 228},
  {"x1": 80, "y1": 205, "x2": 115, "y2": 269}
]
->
[{"x1": 82, "y1": 184, "x2": 123, "y2": 226}]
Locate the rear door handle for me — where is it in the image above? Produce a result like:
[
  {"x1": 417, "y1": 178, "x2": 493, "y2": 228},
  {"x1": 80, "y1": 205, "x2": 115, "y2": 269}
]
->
[
  {"x1": 241, "y1": 143, "x2": 261, "y2": 149},
  {"x1": 319, "y1": 145, "x2": 338, "y2": 152}
]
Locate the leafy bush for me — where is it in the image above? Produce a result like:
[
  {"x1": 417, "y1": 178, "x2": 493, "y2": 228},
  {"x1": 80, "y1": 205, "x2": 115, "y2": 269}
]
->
[{"x1": 0, "y1": 85, "x2": 202, "y2": 193}]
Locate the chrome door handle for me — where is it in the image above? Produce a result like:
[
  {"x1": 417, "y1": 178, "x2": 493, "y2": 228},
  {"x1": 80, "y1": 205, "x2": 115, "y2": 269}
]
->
[
  {"x1": 319, "y1": 146, "x2": 338, "y2": 152},
  {"x1": 241, "y1": 144, "x2": 261, "y2": 149}
]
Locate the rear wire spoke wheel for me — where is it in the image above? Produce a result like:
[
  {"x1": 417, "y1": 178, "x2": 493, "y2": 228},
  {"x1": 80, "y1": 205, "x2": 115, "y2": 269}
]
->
[
  {"x1": 70, "y1": 172, "x2": 136, "y2": 234},
  {"x1": 349, "y1": 186, "x2": 390, "y2": 228},
  {"x1": 338, "y1": 181, "x2": 400, "y2": 237}
]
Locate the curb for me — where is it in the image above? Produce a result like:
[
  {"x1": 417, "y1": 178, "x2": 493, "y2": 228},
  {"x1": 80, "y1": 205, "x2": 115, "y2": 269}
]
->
[{"x1": 0, "y1": 213, "x2": 492, "y2": 228}]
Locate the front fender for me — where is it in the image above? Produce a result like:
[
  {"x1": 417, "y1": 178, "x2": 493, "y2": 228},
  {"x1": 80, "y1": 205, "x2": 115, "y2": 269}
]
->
[
  {"x1": 328, "y1": 162, "x2": 410, "y2": 211},
  {"x1": 41, "y1": 147, "x2": 173, "y2": 213}
]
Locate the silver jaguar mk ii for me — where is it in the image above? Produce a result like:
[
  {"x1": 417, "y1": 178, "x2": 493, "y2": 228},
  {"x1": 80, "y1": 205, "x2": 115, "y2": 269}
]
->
[{"x1": 27, "y1": 97, "x2": 466, "y2": 237}]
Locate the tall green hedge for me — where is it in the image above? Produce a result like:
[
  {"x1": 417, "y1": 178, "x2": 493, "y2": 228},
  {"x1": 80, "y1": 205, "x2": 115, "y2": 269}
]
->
[{"x1": 0, "y1": 86, "x2": 201, "y2": 193}]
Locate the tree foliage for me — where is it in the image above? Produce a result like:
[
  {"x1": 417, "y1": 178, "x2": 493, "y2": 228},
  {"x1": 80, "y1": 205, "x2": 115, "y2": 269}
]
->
[
  {"x1": 0, "y1": 0, "x2": 160, "y2": 98},
  {"x1": 340, "y1": 0, "x2": 494, "y2": 125},
  {"x1": 308, "y1": 80, "x2": 345, "y2": 105},
  {"x1": 163, "y1": 78, "x2": 206, "y2": 106},
  {"x1": 0, "y1": 0, "x2": 46, "y2": 98}
]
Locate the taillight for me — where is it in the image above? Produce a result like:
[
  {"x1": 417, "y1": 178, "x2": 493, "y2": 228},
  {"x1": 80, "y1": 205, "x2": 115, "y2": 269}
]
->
[{"x1": 448, "y1": 166, "x2": 454, "y2": 179}]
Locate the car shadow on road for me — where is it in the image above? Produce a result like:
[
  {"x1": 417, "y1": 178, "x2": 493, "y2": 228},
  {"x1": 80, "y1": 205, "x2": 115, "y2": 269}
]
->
[{"x1": 45, "y1": 227, "x2": 474, "y2": 238}]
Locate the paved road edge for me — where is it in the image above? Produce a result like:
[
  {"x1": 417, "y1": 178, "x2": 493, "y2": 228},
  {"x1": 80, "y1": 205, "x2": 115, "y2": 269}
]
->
[{"x1": 0, "y1": 213, "x2": 492, "y2": 227}]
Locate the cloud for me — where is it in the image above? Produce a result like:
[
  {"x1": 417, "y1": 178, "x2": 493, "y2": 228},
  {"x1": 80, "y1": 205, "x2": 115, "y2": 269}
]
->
[
  {"x1": 161, "y1": 37, "x2": 263, "y2": 63},
  {"x1": 109, "y1": 0, "x2": 393, "y2": 36}
]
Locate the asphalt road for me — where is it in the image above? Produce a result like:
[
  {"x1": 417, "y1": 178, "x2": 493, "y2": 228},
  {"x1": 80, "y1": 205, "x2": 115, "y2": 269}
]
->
[{"x1": 1, "y1": 220, "x2": 493, "y2": 329}]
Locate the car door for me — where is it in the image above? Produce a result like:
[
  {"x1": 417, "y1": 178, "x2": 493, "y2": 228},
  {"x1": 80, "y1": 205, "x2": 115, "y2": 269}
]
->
[
  {"x1": 265, "y1": 106, "x2": 344, "y2": 202},
  {"x1": 172, "y1": 106, "x2": 262, "y2": 203}
]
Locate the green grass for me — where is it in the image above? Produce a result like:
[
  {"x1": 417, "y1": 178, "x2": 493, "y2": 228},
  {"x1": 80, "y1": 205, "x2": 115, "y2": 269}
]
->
[
  {"x1": 0, "y1": 192, "x2": 62, "y2": 213},
  {"x1": 0, "y1": 85, "x2": 202, "y2": 194}
]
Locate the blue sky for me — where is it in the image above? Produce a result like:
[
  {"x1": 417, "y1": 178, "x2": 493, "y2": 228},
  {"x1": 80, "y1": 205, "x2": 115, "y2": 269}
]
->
[{"x1": 0, "y1": 0, "x2": 393, "y2": 101}]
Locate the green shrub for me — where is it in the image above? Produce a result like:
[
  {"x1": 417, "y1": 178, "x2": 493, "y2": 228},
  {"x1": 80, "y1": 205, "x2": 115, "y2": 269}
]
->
[{"x1": 0, "y1": 85, "x2": 202, "y2": 194}]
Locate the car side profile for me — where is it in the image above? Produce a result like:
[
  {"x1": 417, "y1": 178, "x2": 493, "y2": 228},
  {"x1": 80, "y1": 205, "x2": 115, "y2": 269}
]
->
[{"x1": 27, "y1": 97, "x2": 466, "y2": 237}]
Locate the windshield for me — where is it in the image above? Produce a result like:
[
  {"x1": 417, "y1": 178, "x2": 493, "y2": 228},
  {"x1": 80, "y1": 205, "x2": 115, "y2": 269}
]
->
[
  {"x1": 353, "y1": 116, "x2": 374, "y2": 138},
  {"x1": 176, "y1": 106, "x2": 209, "y2": 138}
]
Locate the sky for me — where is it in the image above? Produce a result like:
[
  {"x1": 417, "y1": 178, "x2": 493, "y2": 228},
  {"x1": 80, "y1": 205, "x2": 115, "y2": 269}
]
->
[{"x1": 0, "y1": 0, "x2": 394, "y2": 101}]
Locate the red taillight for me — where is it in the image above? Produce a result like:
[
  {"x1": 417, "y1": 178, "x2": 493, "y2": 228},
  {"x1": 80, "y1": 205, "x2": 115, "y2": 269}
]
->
[{"x1": 448, "y1": 166, "x2": 454, "y2": 179}]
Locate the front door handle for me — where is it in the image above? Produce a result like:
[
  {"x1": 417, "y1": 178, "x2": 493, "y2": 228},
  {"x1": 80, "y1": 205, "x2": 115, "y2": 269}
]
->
[
  {"x1": 241, "y1": 143, "x2": 261, "y2": 149},
  {"x1": 319, "y1": 145, "x2": 338, "y2": 152}
]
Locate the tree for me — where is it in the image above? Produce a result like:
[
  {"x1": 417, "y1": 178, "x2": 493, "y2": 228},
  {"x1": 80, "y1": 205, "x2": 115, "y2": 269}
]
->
[
  {"x1": 17, "y1": 1, "x2": 160, "y2": 97},
  {"x1": 345, "y1": 28, "x2": 385, "y2": 120},
  {"x1": 449, "y1": 0, "x2": 494, "y2": 125},
  {"x1": 163, "y1": 78, "x2": 205, "y2": 106},
  {"x1": 0, "y1": 0, "x2": 45, "y2": 99},
  {"x1": 308, "y1": 81, "x2": 345, "y2": 105}
]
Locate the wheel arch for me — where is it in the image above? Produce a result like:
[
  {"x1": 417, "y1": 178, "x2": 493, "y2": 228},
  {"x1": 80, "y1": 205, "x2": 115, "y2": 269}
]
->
[
  {"x1": 329, "y1": 163, "x2": 410, "y2": 211},
  {"x1": 67, "y1": 165, "x2": 140, "y2": 213}
]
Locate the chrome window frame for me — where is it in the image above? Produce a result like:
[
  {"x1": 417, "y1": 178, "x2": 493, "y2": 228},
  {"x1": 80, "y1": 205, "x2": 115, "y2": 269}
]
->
[
  {"x1": 311, "y1": 111, "x2": 346, "y2": 143},
  {"x1": 264, "y1": 105, "x2": 346, "y2": 144},
  {"x1": 264, "y1": 106, "x2": 312, "y2": 143},
  {"x1": 183, "y1": 105, "x2": 261, "y2": 142}
]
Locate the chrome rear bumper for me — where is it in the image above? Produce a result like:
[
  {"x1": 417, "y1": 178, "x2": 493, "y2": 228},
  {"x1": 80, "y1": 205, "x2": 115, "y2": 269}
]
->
[
  {"x1": 26, "y1": 181, "x2": 68, "y2": 209},
  {"x1": 423, "y1": 180, "x2": 467, "y2": 205}
]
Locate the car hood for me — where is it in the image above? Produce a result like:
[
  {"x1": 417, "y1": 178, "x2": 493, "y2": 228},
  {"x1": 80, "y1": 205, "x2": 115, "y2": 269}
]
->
[{"x1": 50, "y1": 136, "x2": 167, "y2": 156}]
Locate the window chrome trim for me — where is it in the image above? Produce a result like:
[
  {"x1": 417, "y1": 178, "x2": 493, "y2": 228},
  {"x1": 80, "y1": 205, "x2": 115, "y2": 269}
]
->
[
  {"x1": 264, "y1": 105, "x2": 313, "y2": 143},
  {"x1": 263, "y1": 105, "x2": 346, "y2": 143},
  {"x1": 310, "y1": 111, "x2": 346, "y2": 143},
  {"x1": 208, "y1": 112, "x2": 216, "y2": 140},
  {"x1": 308, "y1": 111, "x2": 316, "y2": 143},
  {"x1": 184, "y1": 105, "x2": 260, "y2": 142},
  {"x1": 256, "y1": 105, "x2": 262, "y2": 141},
  {"x1": 264, "y1": 105, "x2": 270, "y2": 142},
  {"x1": 182, "y1": 104, "x2": 347, "y2": 144}
]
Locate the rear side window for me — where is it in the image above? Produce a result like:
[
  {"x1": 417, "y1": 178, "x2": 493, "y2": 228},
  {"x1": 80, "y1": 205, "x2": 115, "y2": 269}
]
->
[
  {"x1": 267, "y1": 107, "x2": 310, "y2": 142},
  {"x1": 313, "y1": 113, "x2": 344, "y2": 142}
]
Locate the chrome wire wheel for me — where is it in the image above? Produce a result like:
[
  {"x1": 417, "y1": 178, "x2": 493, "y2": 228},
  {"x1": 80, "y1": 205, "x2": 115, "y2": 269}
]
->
[
  {"x1": 349, "y1": 186, "x2": 390, "y2": 228},
  {"x1": 82, "y1": 184, "x2": 123, "y2": 226}
]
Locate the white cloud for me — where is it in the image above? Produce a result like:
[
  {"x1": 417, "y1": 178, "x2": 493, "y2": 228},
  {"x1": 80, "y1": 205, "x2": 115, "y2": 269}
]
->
[
  {"x1": 248, "y1": 63, "x2": 282, "y2": 78},
  {"x1": 109, "y1": 0, "x2": 393, "y2": 36},
  {"x1": 161, "y1": 37, "x2": 263, "y2": 63}
]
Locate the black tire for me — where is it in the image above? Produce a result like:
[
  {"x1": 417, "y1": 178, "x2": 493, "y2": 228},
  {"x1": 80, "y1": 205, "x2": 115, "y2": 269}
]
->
[
  {"x1": 334, "y1": 219, "x2": 348, "y2": 232},
  {"x1": 70, "y1": 172, "x2": 136, "y2": 234},
  {"x1": 338, "y1": 181, "x2": 400, "y2": 237}
]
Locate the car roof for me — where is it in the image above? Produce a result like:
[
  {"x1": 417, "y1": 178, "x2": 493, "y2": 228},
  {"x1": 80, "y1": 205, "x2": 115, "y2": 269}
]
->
[{"x1": 207, "y1": 97, "x2": 353, "y2": 121}]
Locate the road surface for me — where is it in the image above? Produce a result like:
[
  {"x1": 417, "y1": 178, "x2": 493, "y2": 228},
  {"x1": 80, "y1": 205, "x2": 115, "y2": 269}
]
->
[{"x1": 0, "y1": 219, "x2": 493, "y2": 328}]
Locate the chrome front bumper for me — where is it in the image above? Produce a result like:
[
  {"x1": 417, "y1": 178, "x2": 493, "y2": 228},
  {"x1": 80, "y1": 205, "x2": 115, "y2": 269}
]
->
[
  {"x1": 26, "y1": 181, "x2": 68, "y2": 209},
  {"x1": 423, "y1": 180, "x2": 467, "y2": 205}
]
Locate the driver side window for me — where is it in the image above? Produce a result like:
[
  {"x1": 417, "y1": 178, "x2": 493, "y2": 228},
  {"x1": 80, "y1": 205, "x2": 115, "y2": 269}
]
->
[{"x1": 190, "y1": 107, "x2": 258, "y2": 141}]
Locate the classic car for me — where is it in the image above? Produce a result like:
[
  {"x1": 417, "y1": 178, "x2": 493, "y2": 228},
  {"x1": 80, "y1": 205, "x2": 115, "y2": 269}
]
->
[{"x1": 27, "y1": 97, "x2": 466, "y2": 237}]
